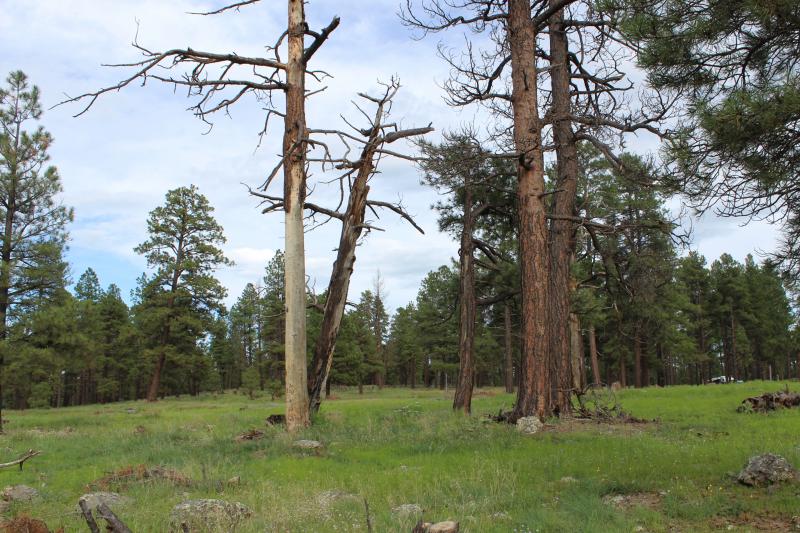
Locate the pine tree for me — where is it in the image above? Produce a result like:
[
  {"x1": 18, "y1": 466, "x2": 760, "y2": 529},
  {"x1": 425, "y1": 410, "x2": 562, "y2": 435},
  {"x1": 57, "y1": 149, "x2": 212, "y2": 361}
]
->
[{"x1": 134, "y1": 185, "x2": 230, "y2": 401}]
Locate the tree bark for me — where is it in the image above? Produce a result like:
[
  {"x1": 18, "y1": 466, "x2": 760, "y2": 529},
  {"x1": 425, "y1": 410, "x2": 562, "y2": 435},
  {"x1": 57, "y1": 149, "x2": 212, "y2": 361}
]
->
[
  {"x1": 453, "y1": 187, "x2": 476, "y2": 414},
  {"x1": 284, "y1": 0, "x2": 310, "y2": 431},
  {"x1": 634, "y1": 321, "x2": 643, "y2": 388},
  {"x1": 547, "y1": 1, "x2": 580, "y2": 416},
  {"x1": 588, "y1": 324, "x2": 601, "y2": 386},
  {"x1": 569, "y1": 313, "x2": 584, "y2": 391},
  {"x1": 504, "y1": 301, "x2": 514, "y2": 393},
  {"x1": 509, "y1": 0, "x2": 552, "y2": 421}
]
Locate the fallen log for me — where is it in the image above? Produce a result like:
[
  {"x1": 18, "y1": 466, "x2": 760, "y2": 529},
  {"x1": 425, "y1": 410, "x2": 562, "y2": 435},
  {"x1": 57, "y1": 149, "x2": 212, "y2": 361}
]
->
[
  {"x1": 79, "y1": 499, "x2": 132, "y2": 533},
  {"x1": 0, "y1": 449, "x2": 40, "y2": 471},
  {"x1": 739, "y1": 388, "x2": 800, "y2": 412}
]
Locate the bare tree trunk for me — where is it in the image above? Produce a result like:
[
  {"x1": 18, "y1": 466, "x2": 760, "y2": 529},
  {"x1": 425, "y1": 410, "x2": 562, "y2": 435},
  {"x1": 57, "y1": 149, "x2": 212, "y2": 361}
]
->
[
  {"x1": 284, "y1": 0, "x2": 310, "y2": 432},
  {"x1": 453, "y1": 187, "x2": 476, "y2": 414},
  {"x1": 588, "y1": 324, "x2": 601, "y2": 386},
  {"x1": 547, "y1": 1, "x2": 580, "y2": 416},
  {"x1": 504, "y1": 302, "x2": 514, "y2": 393},
  {"x1": 510, "y1": 0, "x2": 551, "y2": 421}
]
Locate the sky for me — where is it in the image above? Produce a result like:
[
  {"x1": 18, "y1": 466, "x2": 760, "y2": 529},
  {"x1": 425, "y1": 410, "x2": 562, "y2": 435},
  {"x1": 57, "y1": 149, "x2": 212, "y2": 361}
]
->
[{"x1": 0, "y1": 0, "x2": 780, "y2": 312}]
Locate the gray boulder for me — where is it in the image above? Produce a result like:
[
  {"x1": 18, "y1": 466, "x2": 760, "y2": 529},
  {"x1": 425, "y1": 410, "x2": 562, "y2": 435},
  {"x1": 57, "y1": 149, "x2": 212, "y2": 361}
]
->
[
  {"x1": 737, "y1": 453, "x2": 797, "y2": 486},
  {"x1": 169, "y1": 499, "x2": 252, "y2": 532},
  {"x1": 516, "y1": 416, "x2": 543, "y2": 435},
  {"x1": 2, "y1": 485, "x2": 38, "y2": 502},
  {"x1": 293, "y1": 439, "x2": 324, "y2": 451},
  {"x1": 77, "y1": 492, "x2": 131, "y2": 512}
]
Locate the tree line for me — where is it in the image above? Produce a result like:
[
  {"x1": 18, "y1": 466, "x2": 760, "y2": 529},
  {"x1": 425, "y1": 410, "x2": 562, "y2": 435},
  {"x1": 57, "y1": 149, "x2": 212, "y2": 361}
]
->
[{"x1": 3, "y1": 0, "x2": 799, "y2": 429}]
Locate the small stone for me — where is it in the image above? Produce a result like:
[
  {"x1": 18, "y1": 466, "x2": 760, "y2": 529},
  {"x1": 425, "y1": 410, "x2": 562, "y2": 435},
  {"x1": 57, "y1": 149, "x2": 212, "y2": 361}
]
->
[
  {"x1": 428, "y1": 521, "x2": 459, "y2": 533},
  {"x1": 392, "y1": 503, "x2": 423, "y2": 516},
  {"x1": 2, "y1": 485, "x2": 38, "y2": 502},
  {"x1": 516, "y1": 416, "x2": 543, "y2": 435},
  {"x1": 169, "y1": 499, "x2": 251, "y2": 533},
  {"x1": 77, "y1": 492, "x2": 132, "y2": 512},
  {"x1": 737, "y1": 453, "x2": 797, "y2": 486},
  {"x1": 293, "y1": 439, "x2": 323, "y2": 451}
]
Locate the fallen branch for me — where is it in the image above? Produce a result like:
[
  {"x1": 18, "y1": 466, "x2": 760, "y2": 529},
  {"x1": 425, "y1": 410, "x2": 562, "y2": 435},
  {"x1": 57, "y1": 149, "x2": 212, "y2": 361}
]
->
[
  {"x1": 96, "y1": 502, "x2": 133, "y2": 533},
  {"x1": 0, "y1": 449, "x2": 40, "y2": 471}
]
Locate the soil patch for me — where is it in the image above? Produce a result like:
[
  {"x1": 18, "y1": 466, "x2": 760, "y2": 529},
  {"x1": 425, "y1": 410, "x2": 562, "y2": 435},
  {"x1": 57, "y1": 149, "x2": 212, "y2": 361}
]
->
[{"x1": 89, "y1": 464, "x2": 191, "y2": 491}]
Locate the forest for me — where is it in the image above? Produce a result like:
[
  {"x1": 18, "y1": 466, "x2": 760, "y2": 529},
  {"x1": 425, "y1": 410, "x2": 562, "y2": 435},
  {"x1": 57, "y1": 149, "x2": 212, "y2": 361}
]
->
[
  {"x1": 1, "y1": 0, "x2": 800, "y2": 531},
  {"x1": 1, "y1": 1, "x2": 799, "y2": 426}
]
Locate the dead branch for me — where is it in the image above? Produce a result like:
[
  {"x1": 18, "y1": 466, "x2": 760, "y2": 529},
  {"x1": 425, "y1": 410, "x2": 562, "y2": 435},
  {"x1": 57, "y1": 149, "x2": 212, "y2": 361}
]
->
[
  {"x1": 189, "y1": 0, "x2": 262, "y2": 16},
  {"x1": 0, "y1": 449, "x2": 40, "y2": 471}
]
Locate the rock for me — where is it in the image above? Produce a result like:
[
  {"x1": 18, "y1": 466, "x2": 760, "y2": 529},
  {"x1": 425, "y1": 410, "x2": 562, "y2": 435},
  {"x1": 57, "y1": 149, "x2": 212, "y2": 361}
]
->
[
  {"x1": 2, "y1": 485, "x2": 38, "y2": 502},
  {"x1": 293, "y1": 439, "x2": 323, "y2": 451},
  {"x1": 516, "y1": 416, "x2": 543, "y2": 435},
  {"x1": 226, "y1": 476, "x2": 240, "y2": 487},
  {"x1": 77, "y1": 492, "x2": 132, "y2": 512},
  {"x1": 737, "y1": 453, "x2": 797, "y2": 486},
  {"x1": 428, "y1": 521, "x2": 459, "y2": 533},
  {"x1": 392, "y1": 503, "x2": 423, "y2": 516},
  {"x1": 169, "y1": 499, "x2": 252, "y2": 532}
]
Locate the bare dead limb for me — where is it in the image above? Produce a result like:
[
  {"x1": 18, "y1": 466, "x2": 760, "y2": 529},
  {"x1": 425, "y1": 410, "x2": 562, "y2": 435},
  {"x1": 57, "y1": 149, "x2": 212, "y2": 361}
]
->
[
  {"x1": 96, "y1": 502, "x2": 133, "y2": 533},
  {"x1": 78, "y1": 499, "x2": 100, "y2": 533},
  {"x1": 188, "y1": 0, "x2": 262, "y2": 16},
  {"x1": 0, "y1": 449, "x2": 40, "y2": 471}
]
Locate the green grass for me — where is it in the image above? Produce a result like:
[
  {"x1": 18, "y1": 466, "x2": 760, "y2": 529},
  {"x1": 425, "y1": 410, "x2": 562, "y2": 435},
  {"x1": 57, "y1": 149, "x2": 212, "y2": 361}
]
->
[{"x1": 1, "y1": 382, "x2": 799, "y2": 532}]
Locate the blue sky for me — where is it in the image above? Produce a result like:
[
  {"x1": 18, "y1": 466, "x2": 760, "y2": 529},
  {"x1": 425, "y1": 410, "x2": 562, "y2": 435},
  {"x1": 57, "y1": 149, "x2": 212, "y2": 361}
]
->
[{"x1": 0, "y1": 0, "x2": 780, "y2": 312}]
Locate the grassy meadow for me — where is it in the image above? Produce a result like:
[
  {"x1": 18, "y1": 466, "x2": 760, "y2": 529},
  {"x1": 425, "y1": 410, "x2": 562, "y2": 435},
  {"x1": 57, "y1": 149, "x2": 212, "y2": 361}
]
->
[{"x1": 0, "y1": 382, "x2": 799, "y2": 532}]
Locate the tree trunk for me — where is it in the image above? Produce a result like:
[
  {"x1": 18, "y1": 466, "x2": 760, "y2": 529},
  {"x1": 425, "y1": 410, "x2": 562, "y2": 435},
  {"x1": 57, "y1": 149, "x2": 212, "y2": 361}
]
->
[
  {"x1": 504, "y1": 301, "x2": 514, "y2": 393},
  {"x1": 509, "y1": 0, "x2": 551, "y2": 421},
  {"x1": 284, "y1": 0, "x2": 310, "y2": 432},
  {"x1": 547, "y1": 1, "x2": 580, "y2": 416},
  {"x1": 307, "y1": 134, "x2": 378, "y2": 412},
  {"x1": 588, "y1": 324, "x2": 601, "y2": 386},
  {"x1": 453, "y1": 187, "x2": 476, "y2": 414},
  {"x1": 634, "y1": 322, "x2": 643, "y2": 388},
  {"x1": 569, "y1": 313, "x2": 584, "y2": 391},
  {"x1": 0, "y1": 154, "x2": 18, "y2": 432}
]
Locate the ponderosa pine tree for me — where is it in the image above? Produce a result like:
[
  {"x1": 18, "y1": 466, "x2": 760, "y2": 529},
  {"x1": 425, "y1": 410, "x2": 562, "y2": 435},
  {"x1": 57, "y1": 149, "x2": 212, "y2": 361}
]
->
[
  {"x1": 0, "y1": 71, "x2": 72, "y2": 429},
  {"x1": 134, "y1": 185, "x2": 230, "y2": 401}
]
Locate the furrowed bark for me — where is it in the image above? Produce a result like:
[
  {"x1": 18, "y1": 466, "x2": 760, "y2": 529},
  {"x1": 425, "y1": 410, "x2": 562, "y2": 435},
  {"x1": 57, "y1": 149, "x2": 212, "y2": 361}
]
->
[
  {"x1": 547, "y1": 2, "x2": 580, "y2": 415},
  {"x1": 509, "y1": 0, "x2": 551, "y2": 421},
  {"x1": 453, "y1": 186, "x2": 476, "y2": 414},
  {"x1": 504, "y1": 301, "x2": 514, "y2": 393},
  {"x1": 284, "y1": 0, "x2": 310, "y2": 431},
  {"x1": 588, "y1": 323, "x2": 600, "y2": 386}
]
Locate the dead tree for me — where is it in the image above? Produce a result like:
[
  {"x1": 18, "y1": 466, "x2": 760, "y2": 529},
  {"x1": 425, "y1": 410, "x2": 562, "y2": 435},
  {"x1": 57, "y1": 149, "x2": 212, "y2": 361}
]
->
[
  {"x1": 58, "y1": 0, "x2": 340, "y2": 431},
  {"x1": 253, "y1": 80, "x2": 431, "y2": 413}
]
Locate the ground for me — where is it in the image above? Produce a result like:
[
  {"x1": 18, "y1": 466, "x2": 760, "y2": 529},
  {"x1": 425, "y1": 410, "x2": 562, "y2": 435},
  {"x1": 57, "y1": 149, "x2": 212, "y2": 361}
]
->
[{"x1": 0, "y1": 382, "x2": 799, "y2": 532}]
